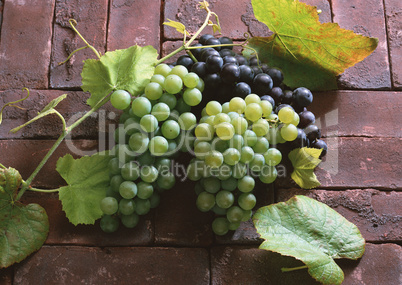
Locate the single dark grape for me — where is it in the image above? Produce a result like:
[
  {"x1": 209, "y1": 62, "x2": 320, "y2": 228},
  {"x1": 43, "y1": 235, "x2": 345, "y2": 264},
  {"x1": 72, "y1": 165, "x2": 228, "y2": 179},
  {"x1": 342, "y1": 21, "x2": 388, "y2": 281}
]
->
[
  {"x1": 267, "y1": 68, "x2": 284, "y2": 87},
  {"x1": 260, "y1": 63, "x2": 270, "y2": 73},
  {"x1": 199, "y1": 34, "x2": 214, "y2": 45},
  {"x1": 270, "y1": 87, "x2": 284, "y2": 104},
  {"x1": 233, "y1": 82, "x2": 252, "y2": 98},
  {"x1": 204, "y1": 73, "x2": 222, "y2": 89},
  {"x1": 206, "y1": 55, "x2": 224, "y2": 73},
  {"x1": 222, "y1": 55, "x2": 238, "y2": 65},
  {"x1": 219, "y1": 36, "x2": 234, "y2": 49},
  {"x1": 220, "y1": 63, "x2": 241, "y2": 84},
  {"x1": 249, "y1": 56, "x2": 261, "y2": 66},
  {"x1": 291, "y1": 104, "x2": 306, "y2": 114},
  {"x1": 176, "y1": 55, "x2": 194, "y2": 70},
  {"x1": 291, "y1": 128, "x2": 308, "y2": 148},
  {"x1": 252, "y1": 73, "x2": 273, "y2": 95},
  {"x1": 200, "y1": 48, "x2": 220, "y2": 62},
  {"x1": 205, "y1": 37, "x2": 222, "y2": 51},
  {"x1": 282, "y1": 90, "x2": 293, "y2": 104},
  {"x1": 304, "y1": 125, "x2": 321, "y2": 141},
  {"x1": 239, "y1": 65, "x2": 254, "y2": 84},
  {"x1": 250, "y1": 66, "x2": 263, "y2": 76},
  {"x1": 298, "y1": 110, "x2": 315, "y2": 128},
  {"x1": 219, "y1": 49, "x2": 235, "y2": 57},
  {"x1": 191, "y1": 61, "x2": 207, "y2": 78},
  {"x1": 310, "y1": 139, "x2": 327, "y2": 158},
  {"x1": 292, "y1": 87, "x2": 313, "y2": 108},
  {"x1": 260, "y1": 95, "x2": 275, "y2": 108},
  {"x1": 275, "y1": 103, "x2": 294, "y2": 114},
  {"x1": 190, "y1": 43, "x2": 203, "y2": 59},
  {"x1": 235, "y1": 55, "x2": 248, "y2": 65}
]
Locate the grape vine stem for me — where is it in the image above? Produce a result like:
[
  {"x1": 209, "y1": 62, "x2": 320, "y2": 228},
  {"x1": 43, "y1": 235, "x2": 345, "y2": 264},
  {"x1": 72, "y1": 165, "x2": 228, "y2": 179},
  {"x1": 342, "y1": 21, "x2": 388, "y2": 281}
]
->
[
  {"x1": 281, "y1": 265, "x2": 308, "y2": 272},
  {"x1": 15, "y1": 94, "x2": 110, "y2": 200},
  {"x1": 155, "y1": 1, "x2": 215, "y2": 65}
]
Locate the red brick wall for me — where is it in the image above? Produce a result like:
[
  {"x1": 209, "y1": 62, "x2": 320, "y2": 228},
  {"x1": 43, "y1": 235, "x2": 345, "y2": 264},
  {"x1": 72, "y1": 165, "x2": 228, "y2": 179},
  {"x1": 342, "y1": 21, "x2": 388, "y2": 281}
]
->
[{"x1": 0, "y1": 0, "x2": 401, "y2": 284}]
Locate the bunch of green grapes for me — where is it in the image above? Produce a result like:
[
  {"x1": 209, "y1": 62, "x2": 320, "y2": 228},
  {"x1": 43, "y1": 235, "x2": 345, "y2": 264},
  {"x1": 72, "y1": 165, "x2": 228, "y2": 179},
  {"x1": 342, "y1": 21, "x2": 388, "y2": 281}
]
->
[
  {"x1": 99, "y1": 64, "x2": 203, "y2": 233},
  {"x1": 186, "y1": 94, "x2": 299, "y2": 235}
]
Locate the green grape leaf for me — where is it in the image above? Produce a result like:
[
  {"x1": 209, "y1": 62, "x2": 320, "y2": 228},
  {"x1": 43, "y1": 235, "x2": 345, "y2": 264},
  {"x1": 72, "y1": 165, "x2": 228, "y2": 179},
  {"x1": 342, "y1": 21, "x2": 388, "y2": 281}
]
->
[
  {"x1": 164, "y1": 19, "x2": 190, "y2": 36},
  {"x1": 81, "y1": 45, "x2": 158, "y2": 108},
  {"x1": 56, "y1": 151, "x2": 111, "y2": 226},
  {"x1": 10, "y1": 94, "x2": 67, "y2": 133},
  {"x1": 244, "y1": 0, "x2": 378, "y2": 90},
  {"x1": 253, "y1": 195, "x2": 366, "y2": 285},
  {"x1": 0, "y1": 168, "x2": 49, "y2": 268},
  {"x1": 288, "y1": 147, "x2": 322, "y2": 189}
]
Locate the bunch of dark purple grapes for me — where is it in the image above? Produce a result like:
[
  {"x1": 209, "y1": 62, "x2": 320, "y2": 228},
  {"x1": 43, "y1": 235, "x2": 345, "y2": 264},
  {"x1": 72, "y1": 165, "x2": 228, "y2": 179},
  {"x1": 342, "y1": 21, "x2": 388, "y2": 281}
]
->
[{"x1": 173, "y1": 34, "x2": 327, "y2": 159}]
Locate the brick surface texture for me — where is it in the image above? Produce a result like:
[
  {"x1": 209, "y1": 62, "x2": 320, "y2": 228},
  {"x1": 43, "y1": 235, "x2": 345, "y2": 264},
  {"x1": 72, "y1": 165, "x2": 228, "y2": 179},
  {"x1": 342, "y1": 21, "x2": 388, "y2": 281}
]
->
[
  {"x1": 0, "y1": 0, "x2": 401, "y2": 284},
  {"x1": 50, "y1": 0, "x2": 109, "y2": 89}
]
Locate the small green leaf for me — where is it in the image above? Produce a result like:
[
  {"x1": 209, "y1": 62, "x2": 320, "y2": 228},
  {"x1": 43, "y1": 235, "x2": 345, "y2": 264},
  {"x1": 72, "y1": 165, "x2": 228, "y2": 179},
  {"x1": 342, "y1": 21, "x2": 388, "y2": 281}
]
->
[
  {"x1": 244, "y1": 0, "x2": 378, "y2": 90},
  {"x1": 0, "y1": 167, "x2": 49, "y2": 268},
  {"x1": 288, "y1": 147, "x2": 322, "y2": 189},
  {"x1": 10, "y1": 94, "x2": 67, "y2": 133},
  {"x1": 253, "y1": 195, "x2": 366, "y2": 285},
  {"x1": 0, "y1": 167, "x2": 22, "y2": 196},
  {"x1": 199, "y1": 1, "x2": 209, "y2": 10},
  {"x1": 212, "y1": 13, "x2": 222, "y2": 34},
  {"x1": 81, "y1": 45, "x2": 158, "y2": 108},
  {"x1": 56, "y1": 151, "x2": 111, "y2": 225},
  {"x1": 163, "y1": 19, "x2": 190, "y2": 36}
]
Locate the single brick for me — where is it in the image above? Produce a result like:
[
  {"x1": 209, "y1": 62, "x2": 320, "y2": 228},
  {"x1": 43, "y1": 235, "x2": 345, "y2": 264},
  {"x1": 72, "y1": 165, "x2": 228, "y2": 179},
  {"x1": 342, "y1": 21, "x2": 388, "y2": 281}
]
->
[
  {"x1": 384, "y1": 0, "x2": 402, "y2": 89},
  {"x1": 308, "y1": 91, "x2": 402, "y2": 138},
  {"x1": 50, "y1": 0, "x2": 109, "y2": 89},
  {"x1": 108, "y1": 0, "x2": 161, "y2": 52},
  {"x1": 20, "y1": 193, "x2": 154, "y2": 246},
  {"x1": 315, "y1": 137, "x2": 401, "y2": 189},
  {"x1": 13, "y1": 246, "x2": 210, "y2": 284},
  {"x1": 211, "y1": 246, "x2": 321, "y2": 285},
  {"x1": 276, "y1": 189, "x2": 402, "y2": 242},
  {"x1": 154, "y1": 178, "x2": 214, "y2": 246},
  {"x1": 332, "y1": 0, "x2": 391, "y2": 89},
  {"x1": 0, "y1": 140, "x2": 104, "y2": 188},
  {"x1": 0, "y1": 0, "x2": 55, "y2": 89},
  {"x1": 339, "y1": 243, "x2": 402, "y2": 285},
  {"x1": 0, "y1": 90, "x2": 119, "y2": 140},
  {"x1": 276, "y1": 137, "x2": 401, "y2": 189}
]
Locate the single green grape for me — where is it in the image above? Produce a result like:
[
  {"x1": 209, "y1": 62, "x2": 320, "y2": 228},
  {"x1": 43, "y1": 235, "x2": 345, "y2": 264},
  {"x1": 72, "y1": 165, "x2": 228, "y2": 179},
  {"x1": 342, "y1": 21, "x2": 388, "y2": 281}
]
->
[
  {"x1": 131, "y1": 97, "x2": 152, "y2": 117},
  {"x1": 100, "y1": 197, "x2": 119, "y2": 215},
  {"x1": 183, "y1": 88, "x2": 202, "y2": 106},
  {"x1": 212, "y1": 217, "x2": 230, "y2": 236},
  {"x1": 110, "y1": 90, "x2": 131, "y2": 110},
  {"x1": 149, "y1": 136, "x2": 169, "y2": 156},
  {"x1": 144, "y1": 82, "x2": 163, "y2": 100},
  {"x1": 206, "y1": 101, "x2": 222, "y2": 116},
  {"x1": 183, "y1": 72, "x2": 200, "y2": 88}
]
